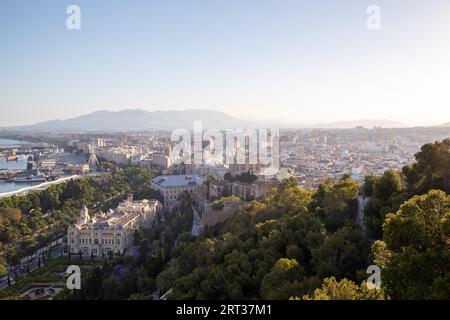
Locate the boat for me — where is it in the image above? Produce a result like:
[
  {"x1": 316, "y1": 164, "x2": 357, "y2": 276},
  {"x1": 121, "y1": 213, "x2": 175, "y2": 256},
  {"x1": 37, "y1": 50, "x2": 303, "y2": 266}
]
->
[
  {"x1": 6, "y1": 155, "x2": 18, "y2": 162},
  {"x1": 13, "y1": 176, "x2": 47, "y2": 183},
  {"x1": 12, "y1": 172, "x2": 47, "y2": 183}
]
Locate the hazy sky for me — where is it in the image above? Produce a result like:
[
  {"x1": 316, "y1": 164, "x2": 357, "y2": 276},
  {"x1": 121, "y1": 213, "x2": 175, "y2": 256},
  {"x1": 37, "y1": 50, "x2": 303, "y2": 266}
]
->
[{"x1": 1, "y1": 0, "x2": 450, "y2": 127}]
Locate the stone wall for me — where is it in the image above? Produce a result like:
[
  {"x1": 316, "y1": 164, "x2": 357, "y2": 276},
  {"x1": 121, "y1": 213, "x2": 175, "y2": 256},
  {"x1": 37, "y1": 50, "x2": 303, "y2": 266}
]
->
[{"x1": 202, "y1": 200, "x2": 244, "y2": 229}]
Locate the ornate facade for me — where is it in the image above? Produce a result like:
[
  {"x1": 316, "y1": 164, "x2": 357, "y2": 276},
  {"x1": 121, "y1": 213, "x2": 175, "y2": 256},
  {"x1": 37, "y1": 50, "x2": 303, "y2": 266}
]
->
[{"x1": 67, "y1": 194, "x2": 162, "y2": 258}]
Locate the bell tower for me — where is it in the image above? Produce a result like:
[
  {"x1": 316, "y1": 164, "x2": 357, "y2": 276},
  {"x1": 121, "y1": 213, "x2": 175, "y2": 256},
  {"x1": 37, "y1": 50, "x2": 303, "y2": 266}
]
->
[{"x1": 79, "y1": 205, "x2": 90, "y2": 224}]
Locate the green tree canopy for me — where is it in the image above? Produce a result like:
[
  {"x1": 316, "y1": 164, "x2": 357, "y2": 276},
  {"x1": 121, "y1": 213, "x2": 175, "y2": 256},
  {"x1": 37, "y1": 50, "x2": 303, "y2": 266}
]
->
[
  {"x1": 312, "y1": 226, "x2": 370, "y2": 281},
  {"x1": 261, "y1": 258, "x2": 305, "y2": 299},
  {"x1": 373, "y1": 169, "x2": 403, "y2": 200},
  {"x1": 373, "y1": 189, "x2": 450, "y2": 299},
  {"x1": 299, "y1": 277, "x2": 384, "y2": 300},
  {"x1": 403, "y1": 138, "x2": 450, "y2": 194}
]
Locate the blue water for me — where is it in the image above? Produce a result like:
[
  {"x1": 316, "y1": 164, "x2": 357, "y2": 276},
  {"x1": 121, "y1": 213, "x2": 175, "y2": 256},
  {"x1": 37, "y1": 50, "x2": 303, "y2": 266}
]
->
[
  {"x1": 0, "y1": 157, "x2": 27, "y2": 170},
  {"x1": 0, "y1": 138, "x2": 26, "y2": 148},
  {"x1": 0, "y1": 138, "x2": 28, "y2": 170},
  {"x1": 0, "y1": 139, "x2": 33, "y2": 194},
  {"x1": 0, "y1": 181, "x2": 38, "y2": 194}
]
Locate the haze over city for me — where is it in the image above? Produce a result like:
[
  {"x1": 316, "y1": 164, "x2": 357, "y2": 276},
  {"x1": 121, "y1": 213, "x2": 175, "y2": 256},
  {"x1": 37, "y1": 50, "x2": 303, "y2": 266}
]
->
[{"x1": 1, "y1": 0, "x2": 450, "y2": 127}]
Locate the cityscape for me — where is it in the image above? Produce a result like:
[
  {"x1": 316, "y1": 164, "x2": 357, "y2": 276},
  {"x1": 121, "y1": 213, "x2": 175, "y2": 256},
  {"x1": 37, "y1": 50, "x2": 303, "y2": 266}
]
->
[
  {"x1": 0, "y1": 0, "x2": 449, "y2": 312},
  {"x1": 0, "y1": 121, "x2": 448, "y2": 301}
]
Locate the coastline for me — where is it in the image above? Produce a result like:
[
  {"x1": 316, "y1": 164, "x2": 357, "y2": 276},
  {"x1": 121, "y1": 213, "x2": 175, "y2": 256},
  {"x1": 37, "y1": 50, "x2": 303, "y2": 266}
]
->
[{"x1": 0, "y1": 175, "x2": 80, "y2": 199}]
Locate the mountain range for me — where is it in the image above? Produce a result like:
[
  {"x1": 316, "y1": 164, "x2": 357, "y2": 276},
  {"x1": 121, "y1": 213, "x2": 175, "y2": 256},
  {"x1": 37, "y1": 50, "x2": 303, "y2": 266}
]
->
[
  {"x1": 10, "y1": 109, "x2": 256, "y2": 132},
  {"x1": 4, "y1": 109, "x2": 432, "y2": 132}
]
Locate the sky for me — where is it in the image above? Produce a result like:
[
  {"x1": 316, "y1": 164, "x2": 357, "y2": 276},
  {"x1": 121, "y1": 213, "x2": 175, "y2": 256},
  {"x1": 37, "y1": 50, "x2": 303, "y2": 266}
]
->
[{"x1": 1, "y1": 0, "x2": 450, "y2": 127}]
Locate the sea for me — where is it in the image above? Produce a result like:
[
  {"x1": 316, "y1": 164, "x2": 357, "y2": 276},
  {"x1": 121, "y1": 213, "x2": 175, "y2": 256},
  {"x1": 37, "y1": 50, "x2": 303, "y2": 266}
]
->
[{"x1": 0, "y1": 138, "x2": 37, "y2": 195}]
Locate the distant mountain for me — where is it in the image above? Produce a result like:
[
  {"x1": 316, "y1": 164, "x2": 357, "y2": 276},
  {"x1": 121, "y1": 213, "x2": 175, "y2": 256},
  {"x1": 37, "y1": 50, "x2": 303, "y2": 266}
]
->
[
  {"x1": 6, "y1": 110, "x2": 410, "y2": 132},
  {"x1": 10, "y1": 109, "x2": 259, "y2": 132},
  {"x1": 305, "y1": 119, "x2": 405, "y2": 129}
]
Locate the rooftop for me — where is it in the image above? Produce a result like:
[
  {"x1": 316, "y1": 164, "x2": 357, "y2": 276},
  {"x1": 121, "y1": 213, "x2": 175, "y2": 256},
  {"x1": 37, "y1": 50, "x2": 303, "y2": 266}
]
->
[
  {"x1": 152, "y1": 174, "x2": 205, "y2": 188},
  {"x1": 74, "y1": 198, "x2": 161, "y2": 231}
]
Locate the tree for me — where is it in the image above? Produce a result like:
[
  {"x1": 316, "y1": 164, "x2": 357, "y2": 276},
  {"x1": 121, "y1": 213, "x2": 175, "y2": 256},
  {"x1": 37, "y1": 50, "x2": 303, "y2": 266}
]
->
[
  {"x1": 102, "y1": 276, "x2": 126, "y2": 300},
  {"x1": 61, "y1": 180, "x2": 84, "y2": 201},
  {"x1": 128, "y1": 293, "x2": 148, "y2": 300},
  {"x1": 260, "y1": 258, "x2": 304, "y2": 299},
  {"x1": 364, "y1": 170, "x2": 407, "y2": 239},
  {"x1": 373, "y1": 169, "x2": 403, "y2": 200},
  {"x1": 300, "y1": 277, "x2": 384, "y2": 300},
  {"x1": 403, "y1": 139, "x2": 450, "y2": 194},
  {"x1": 363, "y1": 197, "x2": 385, "y2": 239},
  {"x1": 363, "y1": 175, "x2": 378, "y2": 197},
  {"x1": 40, "y1": 190, "x2": 61, "y2": 211},
  {"x1": 136, "y1": 266, "x2": 155, "y2": 294},
  {"x1": 313, "y1": 178, "x2": 360, "y2": 232},
  {"x1": 2, "y1": 208, "x2": 22, "y2": 222},
  {"x1": 373, "y1": 190, "x2": 450, "y2": 299},
  {"x1": 77, "y1": 266, "x2": 103, "y2": 299},
  {"x1": 0, "y1": 258, "x2": 6, "y2": 276},
  {"x1": 312, "y1": 227, "x2": 370, "y2": 281}
]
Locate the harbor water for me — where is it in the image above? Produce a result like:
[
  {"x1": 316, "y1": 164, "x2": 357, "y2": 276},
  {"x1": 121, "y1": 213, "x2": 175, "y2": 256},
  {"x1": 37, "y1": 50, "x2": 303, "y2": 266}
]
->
[{"x1": 0, "y1": 138, "x2": 37, "y2": 195}]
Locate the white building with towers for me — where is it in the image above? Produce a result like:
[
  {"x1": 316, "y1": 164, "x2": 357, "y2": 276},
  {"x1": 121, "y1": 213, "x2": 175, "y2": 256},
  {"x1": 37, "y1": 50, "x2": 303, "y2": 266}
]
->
[{"x1": 67, "y1": 194, "x2": 162, "y2": 258}]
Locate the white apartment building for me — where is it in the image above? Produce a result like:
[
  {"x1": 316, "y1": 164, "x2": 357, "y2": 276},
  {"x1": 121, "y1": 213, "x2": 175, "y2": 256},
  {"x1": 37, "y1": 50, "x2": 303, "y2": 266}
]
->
[
  {"x1": 67, "y1": 194, "x2": 162, "y2": 258},
  {"x1": 96, "y1": 147, "x2": 134, "y2": 164}
]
